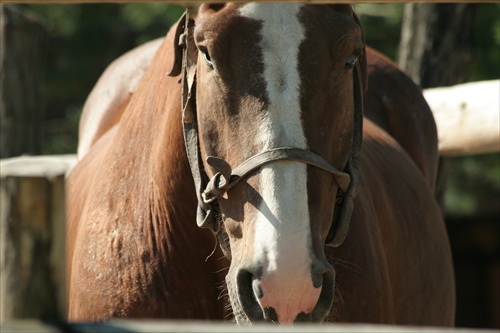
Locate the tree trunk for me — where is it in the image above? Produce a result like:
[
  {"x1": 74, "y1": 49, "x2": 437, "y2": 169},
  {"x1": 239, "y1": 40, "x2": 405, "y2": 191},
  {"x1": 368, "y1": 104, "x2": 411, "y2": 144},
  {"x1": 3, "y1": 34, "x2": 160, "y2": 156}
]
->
[
  {"x1": 398, "y1": 3, "x2": 477, "y2": 89},
  {"x1": 0, "y1": 5, "x2": 46, "y2": 158},
  {"x1": 397, "y1": 3, "x2": 477, "y2": 207}
]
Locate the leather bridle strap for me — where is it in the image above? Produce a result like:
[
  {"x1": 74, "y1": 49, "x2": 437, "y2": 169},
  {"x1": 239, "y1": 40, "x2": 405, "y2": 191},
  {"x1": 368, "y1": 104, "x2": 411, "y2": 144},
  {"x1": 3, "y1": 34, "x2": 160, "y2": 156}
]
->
[
  {"x1": 176, "y1": 12, "x2": 217, "y2": 230},
  {"x1": 326, "y1": 60, "x2": 364, "y2": 247},
  {"x1": 202, "y1": 147, "x2": 351, "y2": 205},
  {"x1": 173, "y1": 11, "x2": 364, "y2": 249}
]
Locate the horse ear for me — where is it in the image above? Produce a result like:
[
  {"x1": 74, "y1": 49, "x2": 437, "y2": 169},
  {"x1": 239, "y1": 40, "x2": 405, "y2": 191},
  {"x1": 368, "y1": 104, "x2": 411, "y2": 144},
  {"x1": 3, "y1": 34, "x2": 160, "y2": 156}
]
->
[
  {"x1": 167, "y1": 13, "x2": 187, "y2": 77},
  {"x1": 352, "y1": 11, "x2": 368, "y2": 93},
  {"x1": 168, "y1": 12, "x2": 196, "y2": 77}
]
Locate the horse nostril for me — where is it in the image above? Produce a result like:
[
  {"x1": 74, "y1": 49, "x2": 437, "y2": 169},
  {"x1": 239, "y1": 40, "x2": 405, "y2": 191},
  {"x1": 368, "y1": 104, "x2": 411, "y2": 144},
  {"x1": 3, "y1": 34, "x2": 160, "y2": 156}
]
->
[
  {"x1": 311, "y1": 269, "x2": 324, "y2": 289},
  {"x1": 251, "y1": 278, "x2": 280, "y2": 323},
  {"x1": 236, "y1": 270, "x2": 264, "y2": 322},
  {"x1": 263, "y1": 306, "x2": 279, "y2": 323},
  {"x1": 311, "y1": 268, "x2": 336, "y2": 322},
  {"x1": 235, "y1": 266, "x2": 335, "y2": 323},
  {"x1": 294, "y1": 311, "x2": 313, "y2": 322}
]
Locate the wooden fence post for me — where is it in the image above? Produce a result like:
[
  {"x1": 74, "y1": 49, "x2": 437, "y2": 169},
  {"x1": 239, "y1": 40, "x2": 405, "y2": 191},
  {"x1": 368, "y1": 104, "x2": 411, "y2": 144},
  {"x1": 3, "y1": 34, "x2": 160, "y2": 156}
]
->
[{"x1": 0, "y1": 155, "x2": 76, "y2": 321}]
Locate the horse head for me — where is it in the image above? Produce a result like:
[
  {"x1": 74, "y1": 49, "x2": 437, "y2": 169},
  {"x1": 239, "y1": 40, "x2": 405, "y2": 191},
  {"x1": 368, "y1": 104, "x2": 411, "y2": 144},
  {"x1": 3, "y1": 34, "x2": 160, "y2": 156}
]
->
[{"x1": 170, "y1": 3, "x2": 367, "y2": 324}]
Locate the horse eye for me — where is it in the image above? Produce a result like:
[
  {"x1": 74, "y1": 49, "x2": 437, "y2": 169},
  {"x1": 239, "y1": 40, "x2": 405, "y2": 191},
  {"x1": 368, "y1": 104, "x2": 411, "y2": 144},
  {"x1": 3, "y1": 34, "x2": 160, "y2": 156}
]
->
[
  {"x1": 345, "y1": 50, "x2": 361, "y2": 69},
  {"x1": 200, "y1": 47, "x2": 214, "y2": 69}
]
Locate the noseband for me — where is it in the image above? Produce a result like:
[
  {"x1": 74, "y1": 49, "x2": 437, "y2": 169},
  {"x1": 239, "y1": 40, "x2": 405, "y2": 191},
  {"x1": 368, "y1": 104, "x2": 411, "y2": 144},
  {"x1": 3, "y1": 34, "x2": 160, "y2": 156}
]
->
[
  {"x1": 202, "y1": 147, "x2": 351, "y2": 204},
  {"x1": 169, "y1": 12, "x2": 364, "y2": 251}
]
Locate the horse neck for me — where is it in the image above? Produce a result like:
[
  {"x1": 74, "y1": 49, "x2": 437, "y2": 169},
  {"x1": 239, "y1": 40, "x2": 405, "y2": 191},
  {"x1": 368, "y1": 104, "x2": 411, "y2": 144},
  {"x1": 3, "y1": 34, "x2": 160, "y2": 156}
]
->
[{"x1": 112, "y1": 38, "x2": 227, "y2": 274}]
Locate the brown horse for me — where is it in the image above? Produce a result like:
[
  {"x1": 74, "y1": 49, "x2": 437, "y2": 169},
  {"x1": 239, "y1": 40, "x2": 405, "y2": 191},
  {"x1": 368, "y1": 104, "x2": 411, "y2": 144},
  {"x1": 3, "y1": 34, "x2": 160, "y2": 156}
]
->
[{"x1": 67, "y1": 3, "x2": 455, "y2": 325}]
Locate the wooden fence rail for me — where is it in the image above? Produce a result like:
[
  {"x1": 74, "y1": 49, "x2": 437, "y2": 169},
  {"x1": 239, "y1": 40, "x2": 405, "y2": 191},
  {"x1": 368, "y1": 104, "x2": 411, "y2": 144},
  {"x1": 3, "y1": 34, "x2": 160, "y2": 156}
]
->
[{"x1": 424, "y1": 80, "x2": 500, "y2": 157}]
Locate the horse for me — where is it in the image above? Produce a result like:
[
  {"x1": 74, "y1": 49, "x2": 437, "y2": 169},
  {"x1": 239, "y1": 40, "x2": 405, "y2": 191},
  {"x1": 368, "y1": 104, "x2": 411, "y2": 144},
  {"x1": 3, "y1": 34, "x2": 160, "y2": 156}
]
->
[{"x1": 66, "y1": 3, "x2": 455, "y2": 325}]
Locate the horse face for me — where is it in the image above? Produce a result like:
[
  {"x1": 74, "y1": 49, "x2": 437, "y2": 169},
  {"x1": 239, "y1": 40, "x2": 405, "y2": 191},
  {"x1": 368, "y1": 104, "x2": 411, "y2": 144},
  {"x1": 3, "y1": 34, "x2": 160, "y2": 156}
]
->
[{"x1": 193, "y1": 3, "x2": 365, "y2": 324}]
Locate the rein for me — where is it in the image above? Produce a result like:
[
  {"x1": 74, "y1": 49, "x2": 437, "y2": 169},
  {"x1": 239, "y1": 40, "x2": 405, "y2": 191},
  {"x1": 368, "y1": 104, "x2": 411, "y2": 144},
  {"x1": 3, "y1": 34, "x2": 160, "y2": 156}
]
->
[{"x1": 169, "y1": 11, "x2": 364, "y2": 251}]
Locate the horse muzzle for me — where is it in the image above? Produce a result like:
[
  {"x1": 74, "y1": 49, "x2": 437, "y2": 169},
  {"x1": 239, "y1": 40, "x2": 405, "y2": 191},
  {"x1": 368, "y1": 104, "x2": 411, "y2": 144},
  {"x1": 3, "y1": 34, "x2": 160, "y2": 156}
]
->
[{"x1": 228, "y1": 261, "x2": 335, "y2": 324}]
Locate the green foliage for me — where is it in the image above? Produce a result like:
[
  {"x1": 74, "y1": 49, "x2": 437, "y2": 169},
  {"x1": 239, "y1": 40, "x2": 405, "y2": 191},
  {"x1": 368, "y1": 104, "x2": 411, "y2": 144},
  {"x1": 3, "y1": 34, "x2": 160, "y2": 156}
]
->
[
  {"x1": 445, "y1": 155, "x2": 500, "y2": 217},
  {"x1": 356, "y1": 4, "x2": 405, "y2": 60},
  {"x1": 16, "y1": 4, "x2": 184, "y2": 155},
  {"x1": 120, "y1": 4, "x2": 184, "y2": 44},
  {"x1": 470, "y1": 4, "x2": 500, "y2": 81}
]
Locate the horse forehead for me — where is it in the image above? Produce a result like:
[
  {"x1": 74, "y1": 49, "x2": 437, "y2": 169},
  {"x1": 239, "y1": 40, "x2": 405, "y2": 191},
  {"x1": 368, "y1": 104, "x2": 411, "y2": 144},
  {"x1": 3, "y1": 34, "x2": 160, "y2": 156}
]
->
[
  {"x1": 238, "y1": 3, "x2": 304, "y2": 22},
  {"x1": 199, "y1": 4, "x2": 308, "y2": 46},
  {"x1": 238, "y1": 3, "x2": 305, "y2": 44},
  {"x1": 241, "y1": 4, "x2": 304, "y2": 52}
]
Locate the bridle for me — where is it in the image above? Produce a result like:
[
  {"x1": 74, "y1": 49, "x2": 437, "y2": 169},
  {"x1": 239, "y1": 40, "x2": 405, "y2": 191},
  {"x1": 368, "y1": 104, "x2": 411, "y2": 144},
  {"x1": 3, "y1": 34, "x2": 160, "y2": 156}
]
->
[
  {"x1": 169, "y1": 11, "x2": 363, "y2": 251},
  {"x1": 168, "y1": 11, "x2": 364, "y2": 254}
]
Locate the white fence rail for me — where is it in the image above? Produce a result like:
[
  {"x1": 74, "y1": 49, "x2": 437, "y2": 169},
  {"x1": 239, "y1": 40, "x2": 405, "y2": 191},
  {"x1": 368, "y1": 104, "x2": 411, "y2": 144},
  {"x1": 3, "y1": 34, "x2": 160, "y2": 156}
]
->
[
  {"x1": 424, "y1": 80, "x2": 500, "y2": 157},
  {"x1": 1, "y1": 320, "x2": 498, "y2": 332}
]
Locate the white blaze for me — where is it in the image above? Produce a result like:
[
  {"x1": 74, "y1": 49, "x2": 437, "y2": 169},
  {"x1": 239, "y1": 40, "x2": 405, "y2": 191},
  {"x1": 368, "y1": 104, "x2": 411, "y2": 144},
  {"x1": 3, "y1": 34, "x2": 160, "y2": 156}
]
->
[{"x1": 239, "y1": 3, "x2": 320, "y2": 323}]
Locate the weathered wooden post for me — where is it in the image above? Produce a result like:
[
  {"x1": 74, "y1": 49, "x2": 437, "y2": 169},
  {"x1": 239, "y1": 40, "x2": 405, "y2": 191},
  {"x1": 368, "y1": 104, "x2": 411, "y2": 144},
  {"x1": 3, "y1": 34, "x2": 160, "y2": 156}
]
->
[{"x1": 0, "y1": 155, "x2": 76, "y2": 321}]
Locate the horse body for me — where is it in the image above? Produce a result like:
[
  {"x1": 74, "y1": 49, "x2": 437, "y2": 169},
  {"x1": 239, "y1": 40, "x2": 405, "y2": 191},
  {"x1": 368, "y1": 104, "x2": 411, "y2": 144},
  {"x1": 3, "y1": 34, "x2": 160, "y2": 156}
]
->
[
  {"x1": 329, "y1": 119, "x2": 454, "y2": 324},
  {"x1": 67, "y1": 3, "x2": 454, "y2": 325}
]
